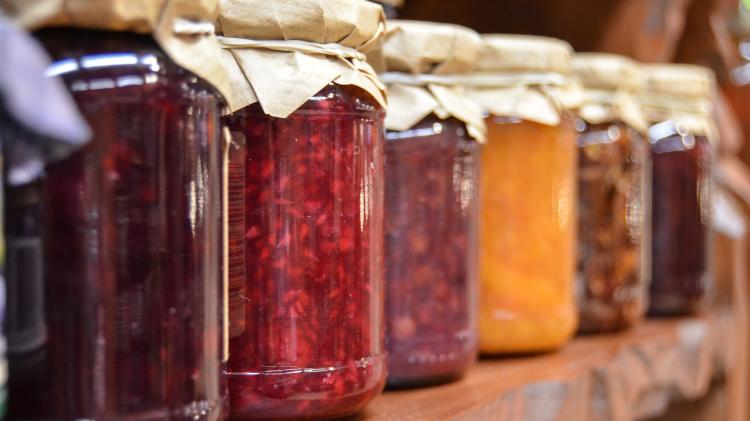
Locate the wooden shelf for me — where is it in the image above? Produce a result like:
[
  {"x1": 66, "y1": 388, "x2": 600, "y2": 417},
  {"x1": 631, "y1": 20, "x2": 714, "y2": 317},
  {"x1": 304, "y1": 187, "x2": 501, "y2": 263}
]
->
[{"x1": 364, "y1": 312, "x2": 735, "y2": 420}]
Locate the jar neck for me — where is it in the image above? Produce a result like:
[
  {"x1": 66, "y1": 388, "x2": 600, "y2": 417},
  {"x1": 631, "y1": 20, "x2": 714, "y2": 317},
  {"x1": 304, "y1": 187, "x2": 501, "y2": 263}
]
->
[{"x1": 35, "y1": 28, "x2": 163, "y2": 60}]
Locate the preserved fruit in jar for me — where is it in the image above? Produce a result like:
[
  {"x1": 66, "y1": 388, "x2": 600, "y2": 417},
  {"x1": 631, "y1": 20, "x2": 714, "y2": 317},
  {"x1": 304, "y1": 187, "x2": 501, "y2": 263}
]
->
[
  {"x1": 572, "y1": 53, "x2": 651, "y2": 333},
  {"x1": 223, "y1": 84, "x2": 385, "y2": 420},
  {"x1": 481, "y1": 117, "x2": 578, "y2": 352},
  {"x1": 649, "y1": 128, "x2": 712, "y2": 314},
  {"x1": 379, "y1": 20, "x2": 484, "y2": 386},
  {"x1": 639, "y1": 63, "x2": 716, "y2": 315},
  {"x1": 36, "y1": 28, "x2": 226, "y2": 420},
  {"x1": 216, "y1": 2, "x2": 389, "y2": 418},
  {"x1": 384, "y1": 117, "x2": 479, "y2": 387},
  {"x1": 469, "y1": 35, "x2": 579, "y2": 353},
  {"x1": 575, "y1": 121, "x2": 650, "y2": 332}
]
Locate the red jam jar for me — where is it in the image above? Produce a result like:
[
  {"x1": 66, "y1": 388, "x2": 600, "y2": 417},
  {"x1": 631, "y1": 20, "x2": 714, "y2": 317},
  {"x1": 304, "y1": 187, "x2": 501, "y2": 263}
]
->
[
  {"x1": 223, "y1": 83, "x2": 386, "y2": 420},
  {"x1": 30, "y1": 28, "x2": 226, "y2": 420},
  {"x1": 639, "y1": 64, "x2": 716, "y2": 315},
  {"x1": 384, "y1": 116, "x2": 480, "y2": 387}
]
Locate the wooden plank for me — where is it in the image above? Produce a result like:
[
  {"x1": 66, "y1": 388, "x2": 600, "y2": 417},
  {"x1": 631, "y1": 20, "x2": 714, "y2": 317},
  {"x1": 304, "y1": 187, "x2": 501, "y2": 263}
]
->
[{"x1": 364, "y1": 315, "x2": 732, "y2": 421}]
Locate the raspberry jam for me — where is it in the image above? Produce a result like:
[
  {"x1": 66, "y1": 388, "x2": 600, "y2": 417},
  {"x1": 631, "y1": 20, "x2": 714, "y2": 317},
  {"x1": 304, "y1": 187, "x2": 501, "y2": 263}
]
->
[
  {"x1": 223, "y1": 84, "x2": 385, "y2": 420},
  {"x1": 32, "y1": 29, "x2": 225, "y2": 420},
  {"x1": 648, "y1": 126, "x2": 712, "y2": 315},
  {"x1": 384, "y1": 116, "x2": 479, "y2": 387}
]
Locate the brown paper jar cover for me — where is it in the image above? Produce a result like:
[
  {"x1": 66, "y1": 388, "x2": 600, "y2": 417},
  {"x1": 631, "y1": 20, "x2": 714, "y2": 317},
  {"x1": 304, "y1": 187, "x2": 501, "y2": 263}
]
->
[
  {"x1": 468, "y1": 34, "x2": 580, "y2": 127},
  {"x1": 0, "y1": 0, "x2": 230, "y2": 100},
  {"x1": 379, "y1": 20, "x2": 486, "y2": 141},
  {"x1": 216, "y1": 0, "x2": 387, "y2": 116}
]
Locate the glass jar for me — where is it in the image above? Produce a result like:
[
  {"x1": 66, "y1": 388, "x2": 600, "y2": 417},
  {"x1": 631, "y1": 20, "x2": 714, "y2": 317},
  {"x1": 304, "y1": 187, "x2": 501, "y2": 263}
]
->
[
  {"x1": 640, "y1": 64, "x2": 716, "y2": 316},
  {"x1": 648, "y1": 122, "x2": 712, "y2": 314},
  {"x1": 5, "y1": 182, "x2": 51, "y2": 420},
  {"x1": 575, "y1": 120, "x2": 650, "y2": 333},
  {"x1": 384, "y1": 116, "x2": 479, "y2": 388},
  {"x1": 368, "y1": 0, "x2": 399, "y2": 18},
  {"x1": 480, "y1": 116, "x2": 578, "y2": 353},
  {"x1": 223, "y1": 84, "x2": 385, "y2": 420},
  {"x1": 31, "y1": 28, "x2": 225, "y2": 420}
]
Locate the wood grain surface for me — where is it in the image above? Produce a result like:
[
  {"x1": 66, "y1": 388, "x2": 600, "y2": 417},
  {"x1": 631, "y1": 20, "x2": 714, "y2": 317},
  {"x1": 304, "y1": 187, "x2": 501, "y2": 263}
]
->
[{"x1": 363, "y1": 313, "x2": 734, "y2": 421}]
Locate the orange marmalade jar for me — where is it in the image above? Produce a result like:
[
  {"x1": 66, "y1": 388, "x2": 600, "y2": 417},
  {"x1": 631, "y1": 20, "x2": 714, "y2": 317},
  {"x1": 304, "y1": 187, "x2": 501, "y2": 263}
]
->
[{"x1": 468, "y1": 35, "x2": 579, "y2": 353}]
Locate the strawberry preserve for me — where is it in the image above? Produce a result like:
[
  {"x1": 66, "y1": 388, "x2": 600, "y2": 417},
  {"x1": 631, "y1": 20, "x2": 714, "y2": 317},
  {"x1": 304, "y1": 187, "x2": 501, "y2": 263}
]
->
[
  {"x1": 34, "y1": 28, "x2": 225, "y2": 420},
  {"x1": 223, "y1": 83, "x2": 386, "y2": 420},
  {"x1": 384, "y1": 116, "x2": 479, "y2": 387}
]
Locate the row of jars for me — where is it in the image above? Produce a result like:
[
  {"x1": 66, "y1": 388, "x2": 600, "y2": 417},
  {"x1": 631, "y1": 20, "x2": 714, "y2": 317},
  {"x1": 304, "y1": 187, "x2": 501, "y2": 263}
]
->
[{"x1": 0, "y1": 0, "x2": 716, "y2": 420}]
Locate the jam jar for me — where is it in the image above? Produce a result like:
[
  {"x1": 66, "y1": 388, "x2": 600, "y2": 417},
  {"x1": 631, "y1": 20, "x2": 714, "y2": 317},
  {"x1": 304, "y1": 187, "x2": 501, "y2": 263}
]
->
[
  {"x1": 223, "y1": 83, "x2": 386, "y2": 420},
  {"x1": 572, "y1": 54, "x2": 651, "y2": 333},
  {"x1": 471, "y1": 35, "x2": 579, "y2": 353},
  {"x1": 377, "y1": 20, "x2": 483, "y2": 386},
  {"x1": 33, "y1": 28, "x2": 225, "y2": 420},
  {"x1": 384, "y1": 116, "x2": 480, "y2": 387},
  {"x1": 639, "y1": 64, "x2": 716, "y2": 315}
]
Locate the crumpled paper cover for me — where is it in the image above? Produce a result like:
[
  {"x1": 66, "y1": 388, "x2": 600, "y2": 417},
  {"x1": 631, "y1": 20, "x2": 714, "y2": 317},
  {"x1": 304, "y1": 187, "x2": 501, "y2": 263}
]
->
[
  {"x1": 639, "y1": 63, "x2": 718, "y2": 139},
  {"x1": 573, "y1": 53, "x2": 649, "y2": 133},
  {"x1": 379, "y1": 20, "x2": 486, "y2": 141},
  {"x1": 217, "y1": 0, "x2": 387, "y2": 117},
  {"x1": 0, "y1": 0, "x2": 231, "y2": 102},
  {"x1": 467, "y1": 35, "x2": 579, "y2": 127}
]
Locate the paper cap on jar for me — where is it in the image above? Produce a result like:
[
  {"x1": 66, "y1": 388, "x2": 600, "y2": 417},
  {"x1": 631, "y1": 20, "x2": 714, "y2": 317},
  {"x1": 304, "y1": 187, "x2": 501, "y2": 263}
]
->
[
  {"x1": 638, "y1": 63, "x2": 717, "y2": 139},
  {"x1": 0, "y1": 0, "x2": 219, "y2": 31},
  {"x1": 215, "y1": 0, "x2": 387, "y2": 116},
  {"x1": 381, "y1": 20, "x2": 482, "y2": 75},
  {"x1": 573, "y1": 53, "x2": 640, "y2": 91},
  {"x1": 477, "y1": 34, "x2": 573, "y2": 75},
  {"x1": 0, "y1": 0, "x2": 231, "y2": 104},
  {"x1": 218, "y1": 0, "x2": 385, "y2": 51},
  {"x1": 638, "y1": 63, "x2": 716, "y2": 99}
]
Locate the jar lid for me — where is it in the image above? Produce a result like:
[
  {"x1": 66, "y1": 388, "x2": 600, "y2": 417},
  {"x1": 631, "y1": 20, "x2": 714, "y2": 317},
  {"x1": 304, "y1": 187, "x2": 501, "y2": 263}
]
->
[
  {"x1": 477, "y1": 34, "x2": 573, "y2": 75},
  {"x1": 216, "y1": 0, "x2": 387, "y2": 117},
  {"x1": 219, "y1": 0, "x2": 385, "y2": 50},
  {"x1": 377, "y1": 20, "x2": 485, "y2": 142},
  {"x1": 572, "y1": 53, "x2": 647, "y2": 132},
  {"x1": 465, "y1": 34, "x2": 578, "y2": 126},
  {"x1": 638, "y1": 63, "x2": 717, "y2": 138},
  {"x1": 639, "y1": 63, "x2": 715, "y2": 99},
  {"x1": 0, "y1": 0, "x2": 230, "y2": 103},
  {"x1": 573, "y1": 53, "x2": 639, "y2": 91},
  {"x1": 381, "y1": 20, "x2": 482, "y2": 75}
]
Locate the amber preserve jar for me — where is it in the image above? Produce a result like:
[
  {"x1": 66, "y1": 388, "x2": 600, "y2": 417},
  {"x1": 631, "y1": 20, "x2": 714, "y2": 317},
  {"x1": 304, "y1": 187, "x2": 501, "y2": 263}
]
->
[
  {"x1": 571, "y1": 54, "x2": 651, "y2": 333},
  {"x1": 639, "y1": 64, "x2": 716, "y2": 315},
  {"x1": 217, "y1": 1, "x2": 388, "y2": 419},
  {"x1": 468, "y1": 35, "x2": 579, "y2": 353},
  {"x1": 0, "y1": 1, "x2": 230, "y2": 419},
  {"x1": 378, "y1": 21, "x2": 485, "y2": 388}
]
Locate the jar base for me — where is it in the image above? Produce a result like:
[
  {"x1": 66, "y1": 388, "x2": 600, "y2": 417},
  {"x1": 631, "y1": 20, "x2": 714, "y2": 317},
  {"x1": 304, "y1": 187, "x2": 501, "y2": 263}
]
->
[
  {"x1": 386, "y1": 370, "x2": 466, "y2": 390},
  {"x1": 648, "y1": 296, "x2": 704, "y2": 316}
]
